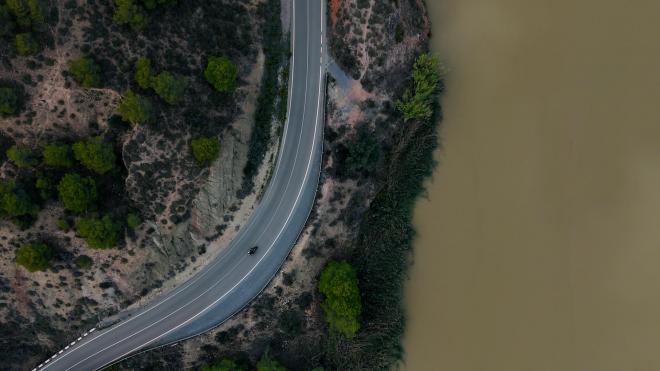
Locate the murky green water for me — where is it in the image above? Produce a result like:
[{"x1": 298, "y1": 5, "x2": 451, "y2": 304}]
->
[{"x1": 403, "y1": 0, "x2": 660, "y2": 370}]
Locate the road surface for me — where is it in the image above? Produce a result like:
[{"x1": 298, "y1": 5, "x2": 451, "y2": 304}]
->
[{"x1": 35, "y1": 1, "x2": 325, "y2": 369}]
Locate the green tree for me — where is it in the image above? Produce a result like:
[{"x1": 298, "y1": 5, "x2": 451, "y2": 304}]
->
[
  {"x1": 57, "y1": 173, "x2": 97, "y2": 213},
  {"x1": 113, "y1": 0, "x2": 148, "y2": 30},
  {"x1": 6, "y1": 145, "x2": 38, "y2": 168},
  {"x1": 256, "y1": 353, "x2": 287, "y2": 371},
  {"x1": 26, "y1": 0, "x2": 45, "y2": 32},
  {"x1": 15, "y1": 242, "x2": 53, "y2": 272},
  {"x1": 117, "y1": 90, "x2": 152, "y2": 124},
  {"x1": 152, "y1": 72, "x2": 185, "y2": 105},
  {"x1": 68, "y1": 57, "x2": 101, "y2": 88},
  {"x1": 318, "y1": 261, "x2": 362, "y2": 337},
  {"x1": 35, "y1": 176, "x2": 53, "y2": 200},
  {"x1": 0, "y1": 180, "x2": 37, "y2": 217},
  {"x1": 191, "y1": 137, "x2": 219, "y2": 165},
  {"x1": 396, "y1": 54, "x2": 443, "y2": 122},
  {"x1": 6, "y1": 0, "x2": 30, "y2": 28},
  {"x1": 126, "y1": 213, "x2": 141, "y2": 229},
  {"x1": 200, "y1": 359, "x2": 244, "y2": 371},
  {"x1": 74, "y1": 255, "x2": 93, "y2": 269},
  {"x1": 0, "y1": 88, "x2": 18, "y2": 115},
  {"x1": 43, "y1": 143, "x2": 73, "y2": 167},
  {"x1": 75, "y1": 215, "x2": 121, "y2": 249},
  {"x1": 134, "y1": 57, "x2": 153, "y2": 89},
  {"x1": 15, "y1": 32, "x2": 39, "y2": 55},
  {"x1": 72, "y1": 137, "x2": 116, "y2": 174},
  {"x1": 204, "y1": 56, "x2": 238, "y2": 92}
]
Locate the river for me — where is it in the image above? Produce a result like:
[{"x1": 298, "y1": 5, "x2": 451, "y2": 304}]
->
[{"x1": 402, "y1": 0, "x2": 660, "y2": 370}]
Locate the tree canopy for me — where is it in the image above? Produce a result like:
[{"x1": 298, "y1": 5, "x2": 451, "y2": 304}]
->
[
  {"x1": 344, "y1": 131, "x2": 380, "y2": 177},
  {"x1": 151, "y1": 72, "x2": 186, "y2": 105},
  {"x1": 318, "y1": 260, "x2": 362, "y2": 337},
  {"x1": 205, "y1": 56, "x2": 238, "y2": 92},
  {"x1": 126, "y1": 213, "x2": 141, "y2": 229},
  {"x1": 0, "y1": 86, "x2": 18, "y2": 115},
  {"x1": 191, "y1": 137, "x2": 220, "y2": 165},
  {"x1": 117, "y1": 90, "x2": 152, "y2": 125},
  {"x1": 72, "y1": 137, "x2": 116, "y2": 174},
  {"x1": 396, "y1": 53, "x2": 443, "y2": 122},
  {"x1": 113, "y1": 0, "x2": 148, "y2": 31},
  {"x1": 200, "y1": 359, "x2": 244, "y2": 371},
  {"x1": 134, "y1": 57, "x2": 153, "y2": 89},
  {"x1": 68, "y1": 57, "x2": 102, "y2": 88},
  {"x1": 256, "y1": 354, "x2": 287, "y2": 371},
  {"x1": 57, "y1": 173, "x2": 97, "y2": 213},
  {"x1": 15, "y1": 32, "x2": 38, "y2": 55},
  {"x1": 75, "y1": 215, "x2": 121, "y2": 249},
  {"x1": 15, "y1": 242, "x2": 53, "y2": 272},
  {"x1": 43, "y1": 143, "x2": 73, "y2": 168},
  {"x1": 74, "y1": 255, "x2": 93, "y2": 269},
  {"x1": 6, "y1": 145, "x2": 38, "y2": 168},
  {"x1": 0, "y1": 180, "x2": 37, "y2": 218}
]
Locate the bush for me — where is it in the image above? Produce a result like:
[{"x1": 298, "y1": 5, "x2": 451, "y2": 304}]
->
[
  {"x1": 126, "y1": 213, "x2": 140, "y2": 229},
  {"x1": 57, "y1": 173, "x2": 97, "y2": 213},
  {"x1": 200, "y1": 359, "x2": 244, "y2": 371},
  {"x1": 113, "y1": 0, "x2": 148, "y2": 31},
  {"x1": 0, "y1": 86, "x2": 18, "y2": 115},
  {"x1": 72, "y1": 137, "x2": 116, "y2": 174},
  {"x1": 35, "y1": 177, "x2": 53, "y2": 200},
  {"x1": 318, "y1": 261, "x2": 362, "y2": 337},
  {"x1": 75, "y1": 215, "x2": 121, "y2": 249},
  {"x1": 256, "y1": 353, "x2": 287, "y2": 371},
  {"x1": 73, "y1": 255, "x2": 93, "y2": 269},
  {"x1": 117, "y1": 90, "x2": 152, "y2": 125},
  {"x1": 204, "y1": 56, "x2": 237, "y2": 92},
  {"x1": 15, "y1": 32, "x2": 38, "y2": 55},
  {"x1": 15, "y1": 242, "x2": 53, "y2": 272},
  {"x1": 134, "y1": 57, "x2": 153, "y2": 89},
  {"x1": 397, "y1": 54, "x2": 443, "y2": 122},
  {"x1": 57, "y1": 218, "x2": 70, "y2": 231},
  {"x1": 43, "y1": 143, "x2": 73, "y2": 168},
  {"x1": 0, "y1": 180, "x2": 37, "y2": 217},
  {"x1": 6, "y1": 145, "x2": 38, "y2": 168},
  {"x1": 344, "y1": 131, "x2": 380, "y2": 177},
  {"x1": 68, "y1": 57, "x2": 102, "y2": 88},
  {"x1": 151, "y1": 72, "x2": 186, "y2": 105},
  {"x1": 191, "y1": 137, "x2": 219, "y2": 165}
]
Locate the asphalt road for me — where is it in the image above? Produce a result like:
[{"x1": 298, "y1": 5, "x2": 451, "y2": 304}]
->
[{"x1": 35, "y1": 1, "x2": 325, "y2": 369}]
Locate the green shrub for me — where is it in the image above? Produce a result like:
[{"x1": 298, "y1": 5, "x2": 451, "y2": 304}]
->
[
  {"x1": 15, "y1": 32, "x2": 38, "y2": 55},
  {"x1": 200, "y1": 359, "x2": 244, "y2": 371},
  {"x1": 0, "y1": 180, "x2": 37, "y2": 218},
  {"x1": 113, "y1": 0, "x2": 148, "y2": 30},
  {"x1": 397, "y1": 54, "x2": 443, "y2": 122},
  {"x1": 126, "y1": 213, "x2": 140, "y2": 229},
  {"x1": 0, "y1": 86, "x2": 18, "y2": 115},
  {"x1": 117, "y1": 90, "x2": 152, "y2": 124},
  {"x1": 344, "y1": 131, "x2": 380, "y2": 177},
  {"x1": 57, "y1": 173, "x2": 97, "y2": 213},
  {"x1": 43, "y1": 143, "x2": 73, "y2": 167},
  {"x1": 204, "y1": 56, "x2": 237, "y2": 92},
  {"x1": 72, "y1": 137, "x2": 116, "y2": 174},
  {"x1": 191, "y1": 137, "x2": 219, "y2": 165},
  {"x1": 134, "y1": 57, "x2": 153, "y2": 89},
  {"x1": 256, "y1": 353, "x2": 287, "y2": 371},
  {"x1": 57, "y1": 218, "x2": 70, "y2": 231},
  {"x1": 75, "y1": 215, "x2": 121, "y2": 249},
  {"x1": 68, "y1": 57, "x2": 101, "y2": 88},
  {"x1": 151, "y1": 72, "x2": 185, "y2": 105},
  {"x1": 15, "y1": 242, "x2": 53, "y2": 272},
  {"x1": 6, "y1": 145, "x2": 38, "y2": 168},
  {"x1": 318, "y1": 261, "x2": 362, "y2": 337},
  {"x1": 73, "y1": 255, "x2": 93, "y2": 269},
  {"x1": 35, "y1": 176, "x2": 53, "y2": 200}
]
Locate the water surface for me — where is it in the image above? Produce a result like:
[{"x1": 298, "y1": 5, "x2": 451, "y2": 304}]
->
[{"x1": 403, "y1": 0, "x2": 660, "y2": 370}]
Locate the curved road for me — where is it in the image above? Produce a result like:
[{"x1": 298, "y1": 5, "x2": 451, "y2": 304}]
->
[{"x1": 35, "y1": 1, "x2": 325, "y2": 369}]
